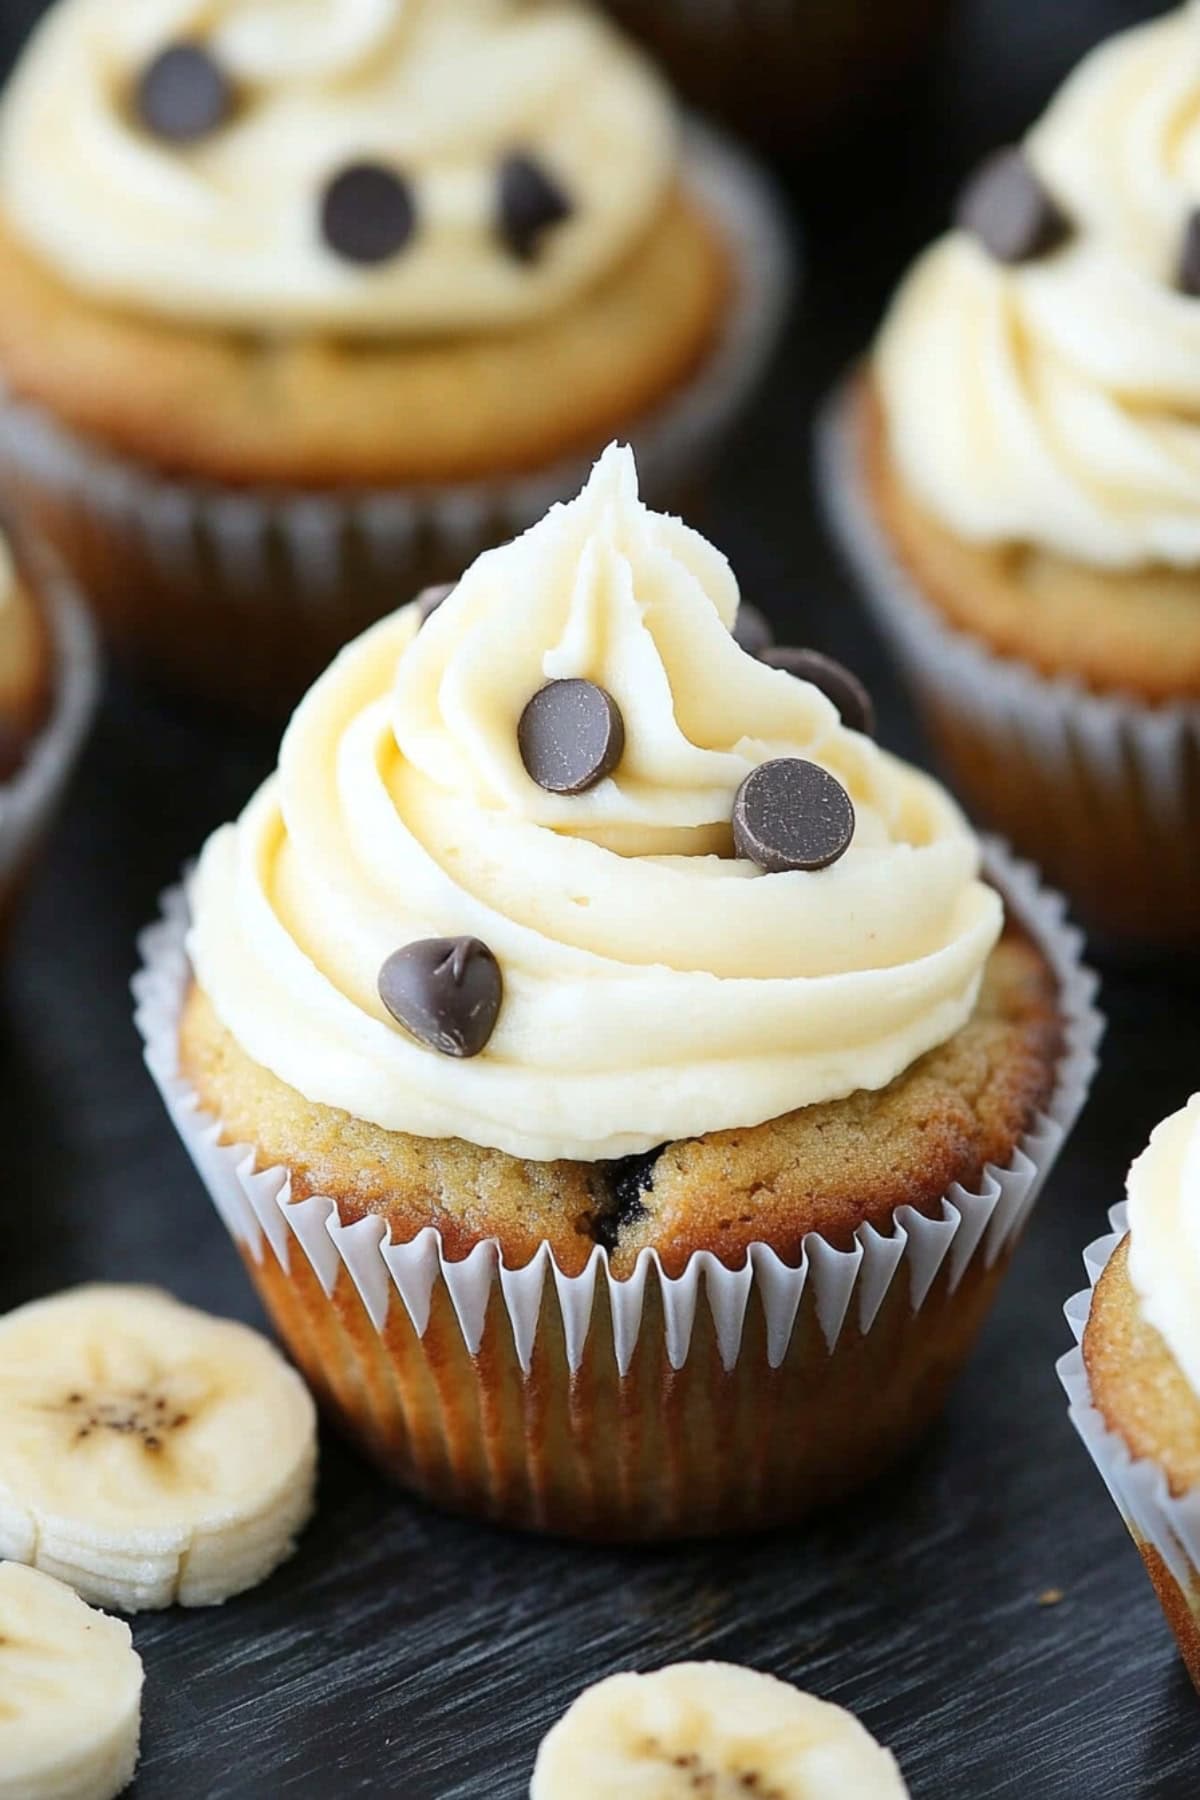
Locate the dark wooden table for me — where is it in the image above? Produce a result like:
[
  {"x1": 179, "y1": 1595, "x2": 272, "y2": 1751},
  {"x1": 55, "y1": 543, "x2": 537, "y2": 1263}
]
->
[{"x1": 3, "y1": 2, "x2": 1196, "y2": 1794}]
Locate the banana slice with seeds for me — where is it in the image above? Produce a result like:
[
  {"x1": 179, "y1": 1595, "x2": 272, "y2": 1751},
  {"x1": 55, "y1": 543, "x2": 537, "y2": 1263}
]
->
[
  {"x1": 531, "y1": 1662, "x2": 909, "y2": 1799},
  {"x1": 0, "y1": 1285, "x2": 317, "y2": 1611},
  {"x1": 0, "y1": 1560, "x2": 143, "y2": 1800}
]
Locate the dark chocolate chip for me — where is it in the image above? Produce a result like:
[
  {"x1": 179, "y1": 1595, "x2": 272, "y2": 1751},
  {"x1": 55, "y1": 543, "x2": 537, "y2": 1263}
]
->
[
  {"x1": 136, "y1": 43, "x2": 234, "y2": 144},
  {"x1": 321, "y1": 162, "x2": 417, "y2": 265},
  {"x1": 732, "y1": 758, "x2": 855, "y2": 873},
  {"x1": 415, "y1": 582, "x2": 455, "y2": 624},
  {"x1": 592, "y1": 1147, "x2": 665, "y2": 1253},
  {"x1": 760, "y1": 646, "x2": 876, "y2": 738},
  {"x1": 497, "y1": 152, "x2": 573, "y2": 261},
  {"x1": 378, "y1": 937, "x2": 502, "y2": 1059},
  {"x1": 955, "y1": 148, "x2": 1070, "y2": 264},
  {"x1": 518, "y1": 679, "x2": 625, "y2": 795},
  {"x1": 732, "y1": 602, "x2": 774, "y2": 658},
  {"x1": 1179, "y1": 210, "x2": 1200, "y2": 296}
]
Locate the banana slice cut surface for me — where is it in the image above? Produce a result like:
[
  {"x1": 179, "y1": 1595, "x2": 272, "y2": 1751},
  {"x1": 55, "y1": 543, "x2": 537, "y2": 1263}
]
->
[
  {"x1": 531, "y1": 1662, "x2": 910, "y2": 1799},
  {"x1": 0, "y1": 1560, "x2": 143, "y2": 1800},
  {"x1": 0, "y1": 1285, "x2": 317, "y2": 1611}
]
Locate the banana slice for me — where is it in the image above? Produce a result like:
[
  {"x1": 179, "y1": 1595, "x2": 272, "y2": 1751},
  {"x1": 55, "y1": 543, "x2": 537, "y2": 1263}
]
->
[
  {"x1": 531, "y1": 1662, "x2": 909, "y2": 1799},
  {"x1": 0, "y1": 1561, "x2": 143, "y2": 1800},
  {"x1": 0, "y1": 1285, "x2": 317, "y2": 1611}
]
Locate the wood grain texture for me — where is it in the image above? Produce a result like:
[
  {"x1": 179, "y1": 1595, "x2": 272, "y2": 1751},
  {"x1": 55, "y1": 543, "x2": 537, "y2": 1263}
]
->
[{"x1": 1, "y1": 1, "x2": 1196, "y2": 1795}]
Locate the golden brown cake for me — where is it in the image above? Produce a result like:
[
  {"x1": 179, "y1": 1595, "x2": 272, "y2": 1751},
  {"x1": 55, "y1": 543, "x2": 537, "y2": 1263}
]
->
[
  {"x1": 1072, "y1": 1098, "x2": 1200, "y2": 1691},
  {"x1": 0, "y1": 532, "x2": 52, "y2": 783},
  {"x1": 831, "y1": 7, "x2": 1200, "y2": 947},
  {"x1": 144, "y1": 448, "x2": 1092, "y2": 1538},
  {"x1": 0, "y1": 0, "x2": 779, "y2": 710}
]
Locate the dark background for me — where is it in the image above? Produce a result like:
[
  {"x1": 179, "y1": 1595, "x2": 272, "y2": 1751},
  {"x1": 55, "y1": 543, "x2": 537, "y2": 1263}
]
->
[{"x1": 2, "y1": 2, "x2": 1195, "y2": 1796}]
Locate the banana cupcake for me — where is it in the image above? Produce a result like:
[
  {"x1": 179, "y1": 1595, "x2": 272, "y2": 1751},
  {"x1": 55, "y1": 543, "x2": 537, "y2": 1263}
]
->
[
  {"x1": 0, "y1": 0, "x2": 788, "y2": 712},
  {"x1": 1061, "y1": 1096, "x2": 1200, "y2": 1693},
  {"x1": 821, "y1": 4, "x2": 1200, "y2": 948},
  {"x1": 137, "y1": 445, "x2": 1099, "y2": 1540},
  {"x1": 0, "y1": 524, "x2": 97, "y2": 941}
]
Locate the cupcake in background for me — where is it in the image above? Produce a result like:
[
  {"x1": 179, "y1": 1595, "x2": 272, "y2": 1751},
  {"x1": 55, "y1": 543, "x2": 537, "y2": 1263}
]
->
[
  {"x1": 821, "y1": 5, "x2": 1200, "y2": 949},
  {"x1": 1061, "y1": 1095, "x2": 1200, "y2": 1693},
  {"x1": 0, "y1": 0, "x2": 789, "y2": 712},
  {"x1": 602, "y1": 0, "x2": 950, "y2": 155},
  {"x1": 0, "y1": 522, "x2": 97, "y2": 940},
  {"x1": 136, "y1": 444, "x2": 1099, "y2": 1541}
]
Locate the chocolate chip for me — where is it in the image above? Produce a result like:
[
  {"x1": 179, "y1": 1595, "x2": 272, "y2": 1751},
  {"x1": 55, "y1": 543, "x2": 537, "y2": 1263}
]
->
[
  {"x1": 378, "y1": 938, "x2": 502, "y2": 1058},
  {"x1": 759, "y1": 647, "x2": 876, "y2": 738},
  {"x1": 415, "y1": 583, "x2": 455, "y2": 624},
  {"x1": 732, "y1": 602, "x2": 774, "y2": 658},
  {"x1": 136, "y1": 43, "x2": 234, "y2": 144},
  {"x1": 497, "y1": 152, "x2": 573, "y2": 261},
  {"x1": 955, "y1": 148, "x2": 1069, "y2": 264},
  {"x1": 732, "y1": 758, "x2": 855, "y2": 873},
  {"x1": 518, "y1": 679, "x2": 625, "y2": 795},
  {"x1": 592, "y1": 1148, "x2": 665, "y2": 1252},
  {"x1": 321, "y1": 162, "x2": 416, "y2": 265},
  {"x1": 1179, "y1": 211, "x2": 1200, "y2": 296}
]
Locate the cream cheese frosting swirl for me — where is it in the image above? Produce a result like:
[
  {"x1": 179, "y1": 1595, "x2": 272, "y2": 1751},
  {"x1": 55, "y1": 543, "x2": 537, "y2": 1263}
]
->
[
  {"x1": 0, "y1": 0, "x2": 675, "y2": 334},
  {"x1": 1127, "y1": 1093, "x2": 1200, "y2": 1400},
  {"x1": 189, "y1": 445, "x2": 1002, "y2": 1161},
  {"x1": 875, "y1": 3, "x2": 1200, "y2": 570}
]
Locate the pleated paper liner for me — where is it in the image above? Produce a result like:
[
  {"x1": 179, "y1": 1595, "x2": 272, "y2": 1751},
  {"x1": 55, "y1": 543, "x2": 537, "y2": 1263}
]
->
[
  {"x1": 0, "y1": 538, "x2": 99, "y2": 939},
  {"x1": 816, "y1": 379, "x2": 1200, "y2": 952},
  {"x1": 0, "y1": 122, "x2": 792, "y2": 716},
  {"x1": 1060, "y1": 1206, "x2": 1200, "y2": 1691},
  {"x1": 134, "y1": 841, "x2": 1101, "y2": 1541}
]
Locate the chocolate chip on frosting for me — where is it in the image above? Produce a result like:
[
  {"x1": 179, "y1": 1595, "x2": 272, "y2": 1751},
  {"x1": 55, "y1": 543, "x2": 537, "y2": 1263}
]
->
[
  {"x1": 732, "y1": 602, "x2": 774, "y2": 659},
  {"x1": 321, "y1": 162, "x2": 417, "y2": 265},
  {"x1": 760, "y1": 647, "x2": 876, "y2": 739},
  {"x1": 1179, "y1": 210, "x2": 1200, "y2": 296},
  {"x1": 378, "y1": 938, "x2": 503, "y2": 1059},
  {"x1": 497, "y1": 152, "x2": 573, "y2": 261},
  {"x1": 955, "y1": 148, "x2": 1070, "y2": 264},
  {"x1": 136, "y1": 43, "x2": 234, "y2": 144},
  {"x1": 732, "y1": 758, "x2": 855, "y2": 873},
  {"x1": 518, "y1": 679, "x2": 625, "y2": 794},
  {"x1": 415, "y1": 582, "x2": 455, "y2": 624}
]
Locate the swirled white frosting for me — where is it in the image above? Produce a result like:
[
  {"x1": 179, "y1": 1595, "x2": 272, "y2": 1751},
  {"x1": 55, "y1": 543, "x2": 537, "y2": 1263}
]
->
[
  {"x1": 875, "y1": 4, "x2": 1200, "y2": 569},
  {"x1": 0, "y1": 0, "x2": 676, "y2": 334},
  {"x1": 1127, "y1": 1093, "x2": 1200, "y2": 1400},
  {"x1": 189, "y1": 445, "x2": 1002, "y2": 1161}
]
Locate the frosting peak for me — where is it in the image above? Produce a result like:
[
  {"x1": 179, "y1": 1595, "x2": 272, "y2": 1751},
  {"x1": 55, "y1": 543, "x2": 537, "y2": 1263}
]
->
[
  {"x1": 1127, "y1": 1094, "x2": 1200, "y2": 1399},
  {"x1": 875, "y1": 4, "x2": 1200, "y2": 570},
  {"x1": 189, "y1": 447, "x2": 1002, "y2": 1161},
  {"x1": 0, "y1": 0, "x2": 676, "y2": 334}
]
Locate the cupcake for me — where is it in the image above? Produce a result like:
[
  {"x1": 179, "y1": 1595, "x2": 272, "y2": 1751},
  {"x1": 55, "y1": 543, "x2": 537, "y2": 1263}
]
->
[
  {"x1": 136, "y1": 445, "x2": 1099, "y2": 1540},
  {"x1": 820, "y1": 5, "x2": 1200, "y2": 949},
  {"x1": 0, "y1": 522, "x2": 97, "y2": 939},
  {"x1": 601, "y1": 0, "x2": 949, "y2": 155},
  {"x1": 1061, "y1": 1095, "x2": 1200, "y2": 1691},
  {"x1": 0, "y1": 0, "x2": 789, "y2": 713}
]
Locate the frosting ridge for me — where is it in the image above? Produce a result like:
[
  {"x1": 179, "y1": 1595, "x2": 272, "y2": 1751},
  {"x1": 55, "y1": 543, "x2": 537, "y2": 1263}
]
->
[
  {"x1": 189, "y1": 445, "x2": 1002, "y2": 1160},
  {"x1": 0, "y1": 0, "x2": 676, "y2": 334},
  {"x1": 1127, "y1": 1093, "x2": 1200, "y2": 1400},
  {"x1": 874, "y1": 4, "x2": 1200, "y2": 569}
]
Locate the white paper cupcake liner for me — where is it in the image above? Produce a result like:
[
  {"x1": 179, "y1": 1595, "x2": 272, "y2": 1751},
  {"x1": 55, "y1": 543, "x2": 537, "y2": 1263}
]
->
[
  {"x1": 133, "y1": 839, "x2": 1101, "y2": 1380},
  {"x1": 815, "y1": 379, "x2": 1200, "y2": 945},
  {"x1": 1059, "y1": 1207, "x2": 1200, "y2": 1599},
  {"x1": 0, "y1": 543, "x2": 99, "y2": 900},
  {"x1": 0, "y1": 122, "x2": 792, "y2": 631}
]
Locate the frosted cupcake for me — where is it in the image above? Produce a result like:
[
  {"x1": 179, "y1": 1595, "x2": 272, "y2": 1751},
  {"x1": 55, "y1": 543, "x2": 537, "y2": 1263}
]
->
[
  {"x1": 0, "y1": 525, "x2": 97, "y2": 940},
  {"x1": 1062, "y1": 1095, "x2": 1200, "y2": 1691},
  {"x1": 137, "y1": 446, "x2": 1099, "y2": 1539},
  {"x1": 821, "y1": 4, "x2": 1200, "y2": 948},
  {"x1": 0, "y1": 0, "x2": 787, "y2": 711}
]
